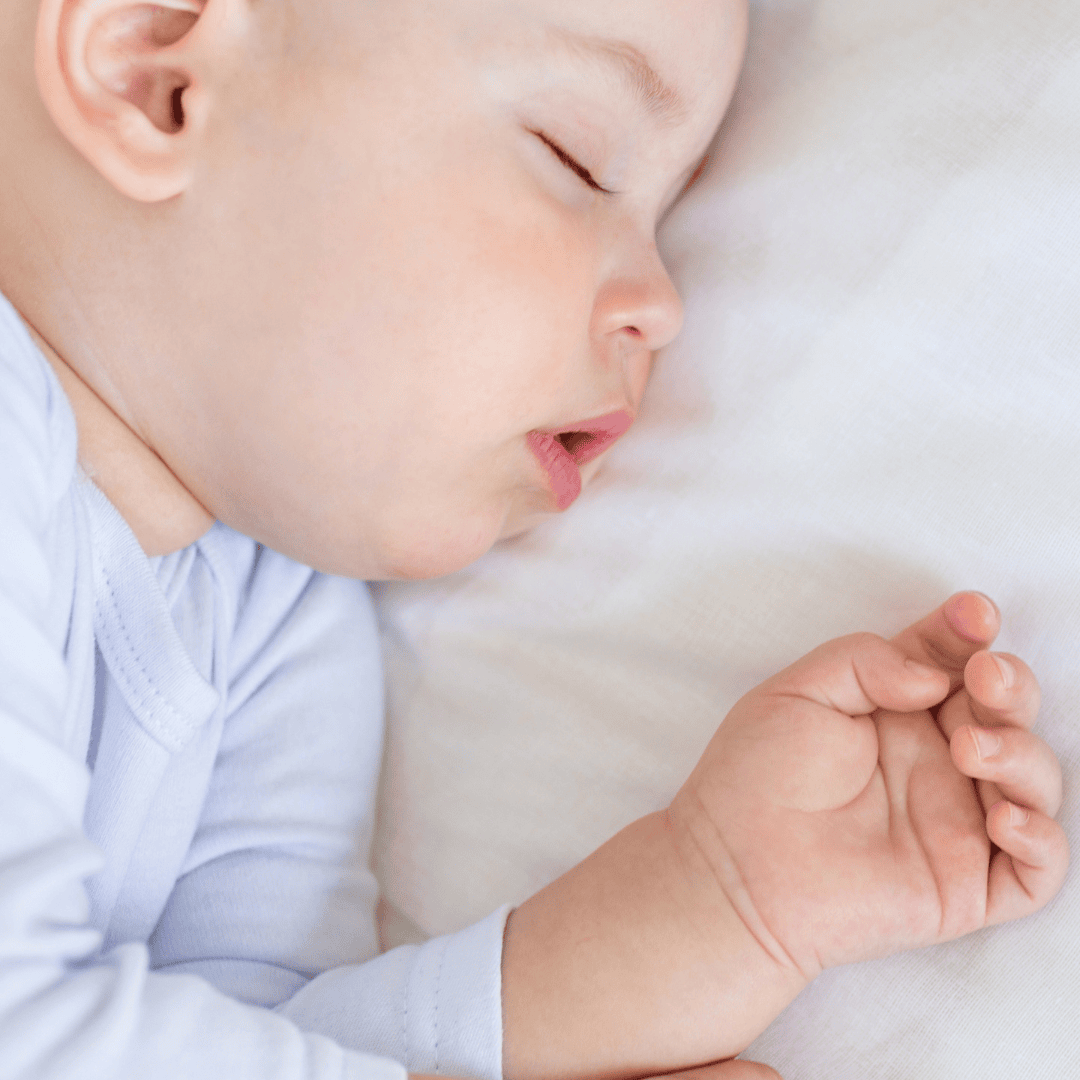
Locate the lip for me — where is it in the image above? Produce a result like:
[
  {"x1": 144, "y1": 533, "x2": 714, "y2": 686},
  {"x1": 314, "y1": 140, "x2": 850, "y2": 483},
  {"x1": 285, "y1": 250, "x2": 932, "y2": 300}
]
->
[{"x1": 526, "y1": 410, "x2": 634, "y2": 511}]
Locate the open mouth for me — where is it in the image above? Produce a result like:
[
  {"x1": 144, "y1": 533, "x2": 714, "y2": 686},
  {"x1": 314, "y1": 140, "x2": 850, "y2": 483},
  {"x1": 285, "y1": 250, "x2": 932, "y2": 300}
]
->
[
  {"x1": 552, "y1": 411, "x2": 634, "y2": 466},
  {"x1": 527, "y1": 411, "x2": 635, "y2": 511},
  {"x1": 556, "y1": 430, "x2": 600, "y2": 459}
]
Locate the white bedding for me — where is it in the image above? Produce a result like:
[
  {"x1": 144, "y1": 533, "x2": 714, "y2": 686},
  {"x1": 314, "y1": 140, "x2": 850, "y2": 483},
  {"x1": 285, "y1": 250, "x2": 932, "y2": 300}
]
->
[{"x1": 371, "y1": 1, "x2": 1080, "y2": 1075}]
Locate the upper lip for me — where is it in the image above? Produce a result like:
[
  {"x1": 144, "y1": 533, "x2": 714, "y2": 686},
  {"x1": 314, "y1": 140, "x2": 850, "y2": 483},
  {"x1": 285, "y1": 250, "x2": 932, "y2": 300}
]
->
[{"x1": 539, "y1": 409, "x2": 635, "y2": 466}]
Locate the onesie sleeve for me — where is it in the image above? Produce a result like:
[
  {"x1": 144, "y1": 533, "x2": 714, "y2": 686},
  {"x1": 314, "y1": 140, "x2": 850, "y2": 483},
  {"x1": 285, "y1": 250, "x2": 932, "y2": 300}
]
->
[
  {"x1": 147, "y1": 531, "x2": 510, "y2": 1080},
  {"x1": 278, "y1": 904, "x2": 511, "y2": 1080},
  {"x1": 0, "y1": 305, "x2": 404, "y2": 1080}
]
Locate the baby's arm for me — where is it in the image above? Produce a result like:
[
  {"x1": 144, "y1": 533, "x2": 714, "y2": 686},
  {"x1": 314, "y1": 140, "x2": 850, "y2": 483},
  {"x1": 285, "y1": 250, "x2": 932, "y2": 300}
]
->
[{"x1": 494, "y1": 594, "x2": 1066, "y2": 1080}]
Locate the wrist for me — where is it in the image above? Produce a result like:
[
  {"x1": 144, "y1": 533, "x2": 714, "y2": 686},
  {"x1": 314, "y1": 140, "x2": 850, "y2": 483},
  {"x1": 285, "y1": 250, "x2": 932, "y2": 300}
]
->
[{"x1": 500, "y1": 810, "x2": 806, "y2": 1080}]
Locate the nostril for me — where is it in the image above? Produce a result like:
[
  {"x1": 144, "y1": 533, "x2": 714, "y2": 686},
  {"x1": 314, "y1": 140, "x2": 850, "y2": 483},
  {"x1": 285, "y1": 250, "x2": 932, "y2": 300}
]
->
[
  {"x1": 170, "y1": 86, "x2": 185, "y2": 130},
  {"x1": 557, "y1": 431, "x2": 598, "y2": 458}
]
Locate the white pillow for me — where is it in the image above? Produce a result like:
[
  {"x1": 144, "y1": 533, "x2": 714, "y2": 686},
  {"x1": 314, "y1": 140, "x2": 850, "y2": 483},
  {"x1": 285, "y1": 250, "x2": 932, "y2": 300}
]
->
[{"x1": 371, "y1": 0, "x2": 1080, "y2": 1075}]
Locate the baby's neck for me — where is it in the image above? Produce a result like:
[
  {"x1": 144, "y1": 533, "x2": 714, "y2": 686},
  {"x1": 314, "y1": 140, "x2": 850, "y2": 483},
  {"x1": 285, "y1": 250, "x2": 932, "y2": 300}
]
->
[{"x1": 27, "y1": 322, "x2": 215, "y2": 557}]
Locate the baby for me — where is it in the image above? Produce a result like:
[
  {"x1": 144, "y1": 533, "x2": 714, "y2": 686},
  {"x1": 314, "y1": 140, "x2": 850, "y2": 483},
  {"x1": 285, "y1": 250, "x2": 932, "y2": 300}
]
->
[{"x1": 0, "y1": 0, "x2": 1067, "y2": 1078}]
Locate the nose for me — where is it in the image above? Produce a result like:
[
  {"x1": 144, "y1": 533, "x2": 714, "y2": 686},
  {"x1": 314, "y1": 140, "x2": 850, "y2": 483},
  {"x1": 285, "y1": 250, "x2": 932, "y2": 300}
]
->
[{"x1": 591, "y1": 240, "x2": 685, "y2": 354}]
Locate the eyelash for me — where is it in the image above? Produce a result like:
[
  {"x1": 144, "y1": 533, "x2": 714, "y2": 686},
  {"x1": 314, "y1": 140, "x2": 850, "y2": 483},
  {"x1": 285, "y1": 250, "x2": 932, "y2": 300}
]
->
[{"x1": 531, "y1": 130, "x2": 615, "y2": 195}]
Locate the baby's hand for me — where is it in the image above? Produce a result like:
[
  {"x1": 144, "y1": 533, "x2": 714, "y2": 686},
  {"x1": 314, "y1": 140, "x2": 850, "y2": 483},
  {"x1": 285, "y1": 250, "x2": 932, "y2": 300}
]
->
[
  {"x1": 667, "y1": 593, "x2": 1068, "y2": 982},
  {"x1": 502, "y1": 593, "x2": 1066, "y2": 1080}
]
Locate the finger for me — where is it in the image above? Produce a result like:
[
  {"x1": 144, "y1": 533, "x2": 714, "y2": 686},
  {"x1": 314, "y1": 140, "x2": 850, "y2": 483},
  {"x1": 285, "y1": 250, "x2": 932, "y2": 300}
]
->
[
  {"x1": 654, "y1": 1062, "x2": 782, "y2": 1080},
  {"x1": 936, "y1": 650, "x2": 1042, "y2": 745},
  {"x1": 950, "y1": 724, "x2": 1063, "y2": 817},
  {"x1": 890, "y1": 592, "x2": 1001, "y2": 694},
  {"x1": 766, "y1": 632, "x2": 951, "y2": 717},
  {"x1": 984, "y1": 801, "x2": 1069, "y2": 926},
  {"x1": 962, "y1": 650, "x2": 1042, "y2": 731}
]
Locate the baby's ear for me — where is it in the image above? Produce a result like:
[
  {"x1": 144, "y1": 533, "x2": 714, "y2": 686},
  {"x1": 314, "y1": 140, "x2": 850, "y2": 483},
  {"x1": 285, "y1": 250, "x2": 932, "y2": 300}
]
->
[{"x1": 35, "y1": 0, "x2": 236, "y2": 201}]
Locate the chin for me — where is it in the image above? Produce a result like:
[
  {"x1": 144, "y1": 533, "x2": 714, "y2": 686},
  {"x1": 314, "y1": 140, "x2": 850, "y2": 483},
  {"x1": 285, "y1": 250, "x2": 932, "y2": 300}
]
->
[
  {"x1": 256, "y1": 520, "x2": 488, "y2": 582},
  {"x1": 374, "y1": 513, "x2": 505, "y2": 581}
]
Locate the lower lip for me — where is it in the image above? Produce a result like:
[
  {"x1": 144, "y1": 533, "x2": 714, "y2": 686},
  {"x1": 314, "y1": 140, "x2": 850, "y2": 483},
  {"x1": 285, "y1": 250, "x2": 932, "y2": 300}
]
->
[{"x1": 527, "y1": 431, "x2": 582, "y2": 511}]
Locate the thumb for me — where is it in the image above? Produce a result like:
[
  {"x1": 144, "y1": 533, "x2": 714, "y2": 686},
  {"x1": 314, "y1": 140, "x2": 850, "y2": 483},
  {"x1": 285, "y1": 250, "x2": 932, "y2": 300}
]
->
[
  {"x1": 765, "y1": 631, "x2": 952, "y2": 717},
  {"x1": 654, "y1": 1060, "x2": 782, "y2": 1080},
  {"x1": 890, "y1": 590, "x2": 1000, "y2": 695}
]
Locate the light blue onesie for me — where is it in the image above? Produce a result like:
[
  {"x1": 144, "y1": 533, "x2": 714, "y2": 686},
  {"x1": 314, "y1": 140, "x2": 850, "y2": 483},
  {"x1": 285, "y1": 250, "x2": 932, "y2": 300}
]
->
[{"x1": 0, "y1": 292, "x2": 510, "y2": 1080}]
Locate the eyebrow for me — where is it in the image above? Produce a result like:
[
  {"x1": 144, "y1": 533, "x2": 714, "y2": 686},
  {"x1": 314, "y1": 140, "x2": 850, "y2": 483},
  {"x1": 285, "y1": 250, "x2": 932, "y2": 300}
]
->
[{"x1": 547, "y1": 28, "x2": 688, "y2": 127}]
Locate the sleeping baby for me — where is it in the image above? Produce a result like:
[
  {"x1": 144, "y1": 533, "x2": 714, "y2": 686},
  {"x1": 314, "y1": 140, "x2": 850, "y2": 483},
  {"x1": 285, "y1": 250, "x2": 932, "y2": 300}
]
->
[{"x1": 0, "y1": 0, "x2": 1067, "y2": 1078}]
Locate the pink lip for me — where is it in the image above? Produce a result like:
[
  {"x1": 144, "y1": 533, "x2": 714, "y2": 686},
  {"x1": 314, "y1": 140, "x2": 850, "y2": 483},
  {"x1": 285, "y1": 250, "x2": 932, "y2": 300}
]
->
[{"x1": 527, "y1": 410, "x2": 634, "y2": 511}]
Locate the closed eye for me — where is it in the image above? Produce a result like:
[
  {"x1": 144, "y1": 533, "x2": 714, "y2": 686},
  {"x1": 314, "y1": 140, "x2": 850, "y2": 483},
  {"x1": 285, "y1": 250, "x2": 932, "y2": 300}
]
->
[{"x1": 530, "y1": 130, "x2": 615, "y2": 195}]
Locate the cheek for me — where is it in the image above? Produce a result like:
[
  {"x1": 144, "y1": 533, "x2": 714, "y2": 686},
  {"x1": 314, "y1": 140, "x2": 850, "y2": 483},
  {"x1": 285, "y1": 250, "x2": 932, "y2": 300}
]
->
[
  {"x1": 315, "y1": 165, "x2": 598, "y2": 462},
  {"x1": 189, "y1": 85, "x2": 599, "y2": 574},
  {"x1": 358, "y1": 191, "x2": 597, "y2": 573},
  {"x1": 228, "y1": 69, "x2": 597, "y2": 457},
  {"x1": 398, "y1": 179, "x2": 596, "y2": 407}
]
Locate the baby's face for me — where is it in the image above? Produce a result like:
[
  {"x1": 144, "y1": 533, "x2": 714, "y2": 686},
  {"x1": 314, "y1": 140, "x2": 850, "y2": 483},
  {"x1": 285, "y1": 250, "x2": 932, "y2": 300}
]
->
[{"x1": 168, "y1": 0, "x2": 746, "y2": 578}]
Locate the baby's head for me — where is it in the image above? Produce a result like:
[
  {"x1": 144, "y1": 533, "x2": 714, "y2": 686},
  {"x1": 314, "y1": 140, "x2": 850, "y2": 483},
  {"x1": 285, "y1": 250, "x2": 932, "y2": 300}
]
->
[{"x1": 0, "y1": 0, "x2": 747, "y2": 578}]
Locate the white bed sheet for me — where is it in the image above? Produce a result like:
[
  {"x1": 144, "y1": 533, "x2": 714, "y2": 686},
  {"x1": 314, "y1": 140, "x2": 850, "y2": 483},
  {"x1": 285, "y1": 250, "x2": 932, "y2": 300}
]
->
[{"x1": 371, "y1": 1, "x2": 1080, "y2": 1075}]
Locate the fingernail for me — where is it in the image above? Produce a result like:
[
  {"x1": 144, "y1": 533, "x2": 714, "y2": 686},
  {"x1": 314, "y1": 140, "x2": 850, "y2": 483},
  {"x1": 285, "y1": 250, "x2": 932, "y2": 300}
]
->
[
  {"x1": 1009, "y1": 803, "x2": 1030, "y2": 827},
  {"x1": 993, "y1": 654, "x2": 1016, "y2": 689},
  {"x1": 972, "y1": 726, "x2": 1002, "y2": 761},
  {"x1": 973, "y1": 592, "x2": 1001, "y2": 619},
  {"x1": 905, "y1": 658, "x2": 939, "y2": 678},
  {"x1": 946, "y1": 593, "x2": 997, "y2": 641}
]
